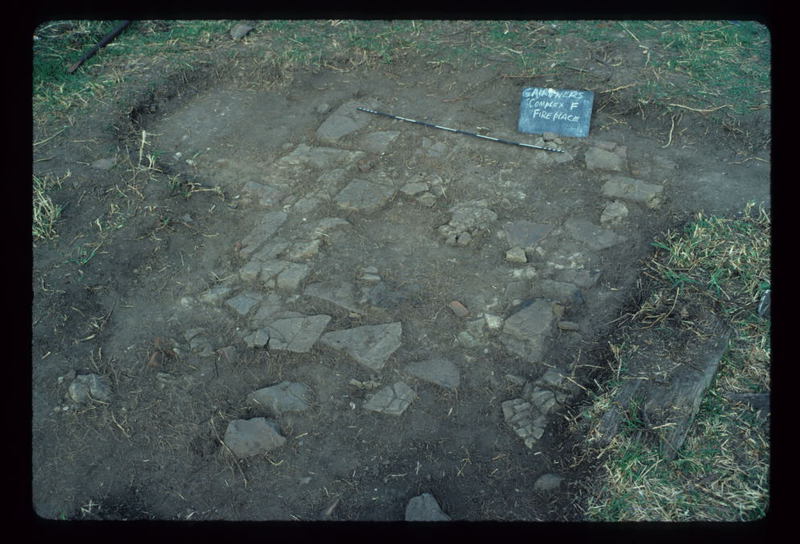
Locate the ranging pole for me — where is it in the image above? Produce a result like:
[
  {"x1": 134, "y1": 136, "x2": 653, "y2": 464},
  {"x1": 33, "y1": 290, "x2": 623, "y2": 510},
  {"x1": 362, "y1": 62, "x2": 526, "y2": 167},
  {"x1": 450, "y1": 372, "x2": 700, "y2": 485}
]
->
[{"x1": 356, "y1": 107, "x2": 563, "y2": 153}]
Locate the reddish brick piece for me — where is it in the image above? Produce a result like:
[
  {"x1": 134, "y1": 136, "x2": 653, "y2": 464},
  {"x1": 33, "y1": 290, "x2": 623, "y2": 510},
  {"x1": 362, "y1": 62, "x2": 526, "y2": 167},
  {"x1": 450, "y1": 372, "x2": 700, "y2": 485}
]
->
[{"x1": 448, "y1": 300, "x2": 470, "y2": 318}]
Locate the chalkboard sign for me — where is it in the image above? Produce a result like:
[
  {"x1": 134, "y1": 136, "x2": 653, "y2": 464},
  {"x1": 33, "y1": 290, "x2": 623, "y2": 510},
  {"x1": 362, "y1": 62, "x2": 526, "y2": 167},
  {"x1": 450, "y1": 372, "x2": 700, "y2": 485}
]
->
[{"x1": 518, "y1": 87, "x2": 594, "y2": 138}]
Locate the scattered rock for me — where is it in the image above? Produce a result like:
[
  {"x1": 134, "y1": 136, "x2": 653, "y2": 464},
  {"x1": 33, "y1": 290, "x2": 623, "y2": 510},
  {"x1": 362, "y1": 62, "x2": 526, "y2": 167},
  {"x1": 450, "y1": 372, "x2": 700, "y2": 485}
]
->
[
  {"x1": 364, "y1": 382, "x2": 417, "y2": 415},
  {"x1": 439, "y1": 200, "x2": 497, "y2": 246},
  {"x1": 400, "y1": 181, "x2": 429, "y2": 196},
  {"x1": 600, "y1": 200, "x2": 629, "y2": 226},
  {"x1": 199, "y1": 285, "x2": 233, "y2": 305},
  {"x1": 565, "y1": 218, "x2": 627, "y2": 250},
  {"x1": 505, "y1": 247, "x2": 527, "y2": 263},
  {"x1": 358, "y1": 266, "x2": 382, "y2": 284},
  {"x1": 405, "y1": 358, "x2": 460, "y2": 390},
  {"x1": 67, "y1": 373, "x2": 112, "y2": 404},
  {"x1": 501, "y1": 398, "x2": 548, "y2": 448},
  {"x1": 248, "y1": 381, "x2": 313, "y2": 415},
  {"x1": 223, "y1": 417, "x2": 286, "y2": 458},
  {"x1": 320, "y1": 322, "x2": 403, "y2": 371},
  {"x1": 533, "y1": 473, "x2": 564, "y2": 492},
  {"x1": 334, "y1": 179, "x2": 395, "y2": 213},
  {"x1": 405, "y1": 493, "x2": 451, "y2": 521},
  {"x1": 535, "y1": 280, "x2": 583, "y2": 306},
  {"x1": 601, "y1": 175, "x2": 664, "y2": 209},
  {"x1": 266, "y1": 315, "x2": 331, "y2": 352},
  {"x1": 484, "y1": 314, "x2": 504, "y2": 330},
  {"x1": 230, "y1": 22, "x2": 254, "y2": 40},
  {"x1": 557, "y1": 320, "x2": 580, "y2": 331},
  {"x1": 284, "y1": 239, "x2": 322, "y2": 261}
]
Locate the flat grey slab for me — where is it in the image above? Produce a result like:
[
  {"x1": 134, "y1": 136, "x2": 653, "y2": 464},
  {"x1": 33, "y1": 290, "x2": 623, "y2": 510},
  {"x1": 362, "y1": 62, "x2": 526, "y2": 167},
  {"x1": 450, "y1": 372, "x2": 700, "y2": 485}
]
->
[
  {"x1": 334, "y1": 179, "x2": 395, "y2": 213},
  {"x1": 223, "y1": 417, "x2": 286, "y2": 458},
  {"x1": 226, "y1": 292, "x2": 262, "y2": 316},
  {"x1": 239, "y1": 211, "x2": 288, "y2": 256},
  {"x1": 320, "y1": 322, "x2": 402, "y2": 371},
  {"x1": 503, "y1": 220, "x2": 554, "y2": 249},
  {"x1": 501, "y1": 299, "x2": 556, "y2": 362},
  {"x1": 266, "y1": 315, "x2": 331, "y2": 352},
  {"x1": 601, "y1": 175, "x2": 664, "y2": 209},
  {"x1": 584, "y1": 146, "x2": 626, "y2": 171},
  {"x1": 316, "y1": 99, "x2": 377, "y2": 143},
  {"x1": 359, "y1": 130, "x2": 400, "y2": 153},
  {"x1": 364, "y1": 382, "x2": 416, "y2": 415},
  {"x1": 304, "y1": 281, "x2": 361, "y2": 313},
  {"x1": 405, "y1": 493, "x2": 451, "y2": 521},
  {"x1": 248, "y1": 381, "x2": 313, "y2": 414},
  {"x1": 404, "y1": 358, "x2": 460, "y2": 390},
  {"x1": 564, "y1": 218, "x2": 627, "y2": 250}
]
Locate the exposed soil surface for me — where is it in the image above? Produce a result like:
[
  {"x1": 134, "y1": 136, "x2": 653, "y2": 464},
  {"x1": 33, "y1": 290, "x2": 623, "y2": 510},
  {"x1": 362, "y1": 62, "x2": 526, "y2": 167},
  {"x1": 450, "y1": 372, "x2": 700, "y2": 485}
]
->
[{"x1": 32, "y1": 38, "x2": 769, "y2": 521}]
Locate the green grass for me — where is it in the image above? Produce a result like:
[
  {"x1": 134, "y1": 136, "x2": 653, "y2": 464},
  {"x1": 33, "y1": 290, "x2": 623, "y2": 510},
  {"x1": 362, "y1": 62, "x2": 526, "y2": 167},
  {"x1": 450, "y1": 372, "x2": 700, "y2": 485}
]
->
[{"x1": 584, "y1": 203, "x2": 770, "y2": 521}]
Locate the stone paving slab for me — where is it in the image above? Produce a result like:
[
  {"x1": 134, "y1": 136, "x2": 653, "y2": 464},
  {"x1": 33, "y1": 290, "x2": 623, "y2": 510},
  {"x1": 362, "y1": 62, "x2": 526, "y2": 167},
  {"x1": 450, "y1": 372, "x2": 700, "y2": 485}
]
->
[
  {"x1": 601, "y1": 175, "x2": 664, "y2": 209},
  {"x1": 304, "y1": 281, "x2": 361, "y2": 313},
  {"x1": 364, "y1": 382, "x2": 417, "y2": 415},
  {"x1": 500, "y1": 299, "x2": 556, "y2": 362},
  {"x1": 239, "y1": 211, "x2": 288, "y2": 257},
  {"x1": 404, "y1": 358, "x2": 460, "y2": 390},
  {"x1": 334, "y1": 178, "x2": 396, "y2": 213},
  {"x1": 316, "y1": 99, "x2": 378, "y2": 144},
  {"x1": 503, "y1": 220, "x2": 554, "y2": 249},
  {"x1": 248, "y1": 381, "x2": 313, "y2": 414},
  {"x1": 223, "y1": 417, "x2": 286, "y2": 458},
  {"x1": 405, "y1": 493, "x2": 451, "y2": 521},
  {"x1": 564, "y1": 218, "x2": 627, "y2": 251},
  {"x1": 320, "y1": 322, "x2": 403, "y2": 371},
  {"x1": 265, "y1": 315, "x2": 332, "y2": 352}
]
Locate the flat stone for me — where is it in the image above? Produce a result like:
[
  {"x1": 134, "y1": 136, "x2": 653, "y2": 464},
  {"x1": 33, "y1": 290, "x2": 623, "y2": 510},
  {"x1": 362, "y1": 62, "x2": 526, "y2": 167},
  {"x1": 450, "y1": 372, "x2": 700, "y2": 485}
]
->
[
  {"x1": 244, "y1": 328, "x2": 271, "y2": 349},
  {"x1": 448, "y1": 300, "x2": 470, "y2": 318},
  {"x1": 67, "y1": 373, "x2": 112, "y2": 404},
  {"x1": 405, "y1": 358, "x2": 460, "y2": 390},
  {"x1": 405, "y1": 493, "x2": 451, "y2": 521},
  {"x1": 557, "y1": 320, "x2": 580, "y2": 331},
  {"x1": 249, "y1": 294, "x2": 286, "y2": 326},
  {"x1": 585, "y1": 146, "x2": 626, "y2": 171},
  {"x1": 530, "y1": 388, "x2": 558, "y2": 415},
  {"x1": 226, "y1": 292, "x2": 262, "y2": 316},
  {"x1": 416, "y1": 192, "x2": 437, "y2": 207},
  {"x1": 276, "y1": 263, "x2": 310, "y2": 292},
  {"x1": 535, "y1": 280, "x2": 583, "y2": 306},
  {"x1": 565, "y1": 218, "x2": 627, "y2": 250},
  {"x1": 239, "y1": 211, "x2": 288, "y2": 256},
  {"x1": 320, "y1": 322, "x2": 402, "y2": 371},
  {"x1": 484, "y1": 314, "x2": 504, "y2": 330},
  {"x1": 360, "y1": 130, "x2": 400, "y2": 153},
  {"x1": 533, "y1": 473, "x2": 564, "y2": 492},
  {"x1": 334, "y1": 179, "x2": 395, "y2": 213},
  {"x1": 266, "y1": 315, "x2": 331, "y2": 352},
  {"x1": 505, "y1": 247, "x2": 528, "y2": 263},
  {"x1": 316, "y1": 100, "x2": 376, "y2": 144},
  {"x1": 292, "y1": 196, "x2": 322, "y2": 216},
  {"x1": 447, "y1": 200, "x2": 498, "y2": 232},
  {"x1": 284, "y1": 239, "x2": 322, "y2": 261},
  {"x1": 311, "y1": 217, "x2": 351, "y2": 240},
  {"x1": 555, "y1": 268, "x2": 600, "y2": 289},
  {"x1": 241, "y1": 181, "x2": 285, "y2": 207},
  {"x1": 501, "y1": 299, "x2": 556, "y2": 362},
  {"x1": 248, "y1": 381, "x2": 313, "y2": 414},
  {"x1": 280, "y1": 143, "x2": 365, "y2": 170},
  {"x1": 601, "y1": 175, "x2": 664, "y2": 209},
  {"x1": 600, "y1": 200, "x2": 629, "y2": 226},
  {"x1": 223, "y1": 417, "x2": 286, "y2": 458},
  {"x1": 305, "y1": 281, "x2": 361, "y2": 313},
  {"x1": 503, "y1": 221, "x2": 554, "y2": 249},
  {"x1": 364, "y1": 382, "x2": 417, "y2": 415}
]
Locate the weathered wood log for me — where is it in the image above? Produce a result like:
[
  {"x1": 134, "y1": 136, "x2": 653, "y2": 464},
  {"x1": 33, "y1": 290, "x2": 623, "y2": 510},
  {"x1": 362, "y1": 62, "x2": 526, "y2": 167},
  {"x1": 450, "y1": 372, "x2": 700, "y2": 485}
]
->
[{"x1": 597, "y1": 314, "x2": 731, "y2": 460}]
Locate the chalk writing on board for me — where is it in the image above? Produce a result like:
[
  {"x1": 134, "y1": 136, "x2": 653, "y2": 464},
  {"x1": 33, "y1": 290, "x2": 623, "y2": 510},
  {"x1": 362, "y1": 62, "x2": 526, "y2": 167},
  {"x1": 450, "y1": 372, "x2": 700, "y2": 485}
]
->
[{"x1": 518, "y1": 87, "x2": 595, "y2": 138}]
